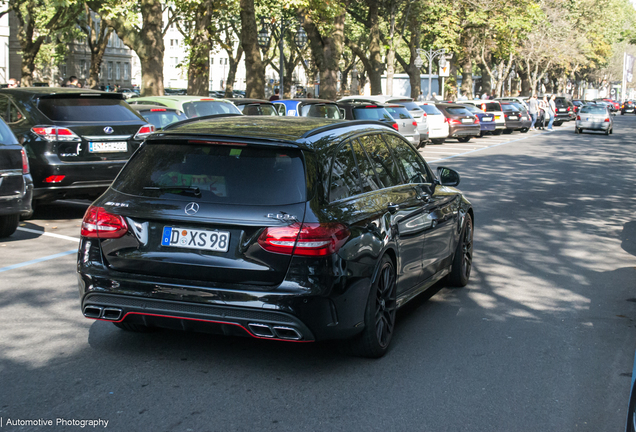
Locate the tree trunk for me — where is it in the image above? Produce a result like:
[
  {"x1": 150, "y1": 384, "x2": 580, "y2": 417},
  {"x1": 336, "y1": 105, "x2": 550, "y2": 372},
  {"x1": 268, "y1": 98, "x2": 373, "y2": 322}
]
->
[
  {"x1": 19, "y1": 39, "x2": 43, "y2": 87},
  {"x1": 239, "y1": 0, "x2": 264, "y2": 98},
  {"x1": 187, "y1": 4, "x2": 211, "y2": 96},
  {"x1": 385, "y1": 4, "x2": 397, "y2": 96},
  {"x1": 480, "y1": 64, "x2": 491, "y2": 96},
  {"x1": 83, "y1": 4, "x2": 112, "y2": 90},
  {"x1": 518, "y1": 68, "x2": 530, "y2": 96},
  {"x1": 303, "y1": 11, "x2": 345, "y2": 101},
  {"x1": 224, "y1": 47, "x2": 243, "y2": 98}
]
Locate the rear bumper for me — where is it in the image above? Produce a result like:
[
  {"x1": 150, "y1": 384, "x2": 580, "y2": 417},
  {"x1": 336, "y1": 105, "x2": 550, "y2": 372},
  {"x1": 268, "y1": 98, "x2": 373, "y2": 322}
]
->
[
  {"x1": 449, "y1": 125, "x2": 480, "y2": 137},
  {"x1": 576, "y1": 120, "x2": 610, "y2": 131},
  {"x1": 0, "y1": 173, "x2": 33, "y2": 215}
]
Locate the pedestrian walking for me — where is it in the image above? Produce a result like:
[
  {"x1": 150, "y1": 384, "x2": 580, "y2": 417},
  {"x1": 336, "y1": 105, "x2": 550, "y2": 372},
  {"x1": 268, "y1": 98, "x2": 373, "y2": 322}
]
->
[
  {"x1": 538, "y1": 96, "x2": 549, "y2": 130},
  {"x1": 547, "y1": 95, "x2": 556, "y2": 130},
  {"x1": 269, "y1": 88, "x2": 280, "y2": 101},
  {"x1": 431, "y1": 92, "x2": 439, "y2": 102},
  {"x1": 528, "y1": 94, "x2": 539, "y2": 130},
  {"x1": 418, "y1": 91, "x2": 424, "y2": 102},
  {"x1": 481, "y1": 93, "x2": 488, "y2": 100}
]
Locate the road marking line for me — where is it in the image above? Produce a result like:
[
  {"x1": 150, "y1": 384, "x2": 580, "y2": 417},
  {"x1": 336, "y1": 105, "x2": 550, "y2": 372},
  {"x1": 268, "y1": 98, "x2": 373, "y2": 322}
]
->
[
  {"x1": 429, "y1": 131, "x2": 552, "y2": 162},
  {"x1": 17, "y1": 227, "x2": 80, "y2": 242},
  {"x1": 0, "y1": 249, "x2": 77, "y2": 273}
]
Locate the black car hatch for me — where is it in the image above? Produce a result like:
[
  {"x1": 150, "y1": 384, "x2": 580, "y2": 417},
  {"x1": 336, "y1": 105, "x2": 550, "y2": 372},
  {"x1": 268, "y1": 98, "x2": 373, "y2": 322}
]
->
[{"x1": 100, "y1": 140, "x2": 308, "y2": 286}]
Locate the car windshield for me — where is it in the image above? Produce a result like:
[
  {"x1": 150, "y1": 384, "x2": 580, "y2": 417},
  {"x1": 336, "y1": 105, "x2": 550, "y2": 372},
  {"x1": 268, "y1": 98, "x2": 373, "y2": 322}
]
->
[
  {"x1": 580, "y1": 107, "x2": 607, "y2": 114},
  {"x1": 419, "y1": 104, "x2": 442, "y2": 115},
  {"x1": 478, "y1": 102, "x2": 501, "y2": 112},
  {"x1": 446, "y1": 107, "x2": 473, "y2": 116},
  {"x1": 501, "y1": 105, "x2": 519, "y2": 112},
  {"x1": 113, "y1": 143, "x2": 306, "y2": 205},
  {"x1": 391, "y1": 101, "x2": 421, "y2": 111},
  {"x1": 462, "y1": 105, "x2": 482, "y2": 114},
  {"x1": 301, "y1": 103, "x2": 343, "y2": 119},
  {"x1": 38, "y1": 97, "x2": 141, "y2": 122},
  {"x1": 182, "y1": 101, "x2": 241, "y2": 118},
  {"x1": 352, "y1": 107, "x2": 393, "y2": 121},
  {"x1": 141, "y1": 109, "x2": 188, "y2": 129},
  {"x1": 385, "y1": 106, "x2": 413, "y2": 119},
  {"x1": 240, "y1": 104, "x2": 278, "y2": 116}
]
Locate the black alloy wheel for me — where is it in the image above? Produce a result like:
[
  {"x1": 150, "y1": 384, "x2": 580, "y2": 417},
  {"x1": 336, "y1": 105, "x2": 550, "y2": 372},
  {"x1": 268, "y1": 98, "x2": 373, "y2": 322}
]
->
[
  {"x1": 457, "y1": 136, "x2": 471, "y2": 143},
  {"x1": 345, "y1": 256, "x2": 397, "y2": 358},
  {"x1": 448, "y1": 213, "x2": 473, "y2": 287}
]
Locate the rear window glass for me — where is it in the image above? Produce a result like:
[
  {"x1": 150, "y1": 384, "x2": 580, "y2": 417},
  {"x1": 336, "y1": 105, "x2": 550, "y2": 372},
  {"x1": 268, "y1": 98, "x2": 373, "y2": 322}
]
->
[
  {"x1": 240, "y1": 104, "x2": 278, "y2": 116},
  {"x1": 419, "y1": 104, "x2": 442, "y2": 115},
  {"x1": 385, "y1": 107, "x2": 413, "y2": 120},
  {"x1": 0, "y1": 118, "x2": 18, "y2": 145},
  {"x1": 352, "y1": 107, "x2": 393, "y2": 121},
  {"x1": 391, "y1": 101, "x2": 421, "y2": 111},
  {"x1": 113, "y1": 143, "x2": 306, "y2": 205},
  {"x1": 141, "y1": 110, "x2": 188, "y2": 129},
  {"x1": 478, "y1": 102, "x2": 501, "y2": 112},
  {"x1": 580, "y1": 107, "x2": 607, "y2": 114},
  {"x1": 501, "y1": 105, "x2": 519, "y2": 112},
  {"x1": 446, "y1": 107, "x2": 473, "y2": 116},
  {"x1": 38, "y1": 97, "x2": 141, "y2": 122},
  {"x1": 462, "y1": 105, "x2": 482, "y2": 114},
  {"x1": 182, "y1": 101, "x2": 241, "y2": 118},
  {"x1": 301, "y1": 104, "x2": 343, "y2": 119}
]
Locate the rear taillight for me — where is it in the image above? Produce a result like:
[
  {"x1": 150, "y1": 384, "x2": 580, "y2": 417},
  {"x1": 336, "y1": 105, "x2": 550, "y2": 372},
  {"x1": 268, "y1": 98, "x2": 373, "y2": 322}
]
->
[
  {"x1": 474, "y1": 117, "x2": 480, "y2": 124},
  {"x1": 32, "y1": 126, "x2": 81, "y2": 142},
  {"x1": 81, "y1": 205, "x2": 128, "y2": 239},
  {"x1": 20, "y1": 148, "x2": 29, "y2": 174},
  {"x1": 576, "y1": 115, "x2": 581, "y2": 120},
  {"x1": 422, "y1": 112, "x2": 427, "y2": 117},
  {"x1": 258, "y1": 222, "x2": 350, "y2": 257},
  {"x1": 449, "y1": 119, "x2": 461, "y2": 125},
  {"x1": 412, "y1": 121, "x2": 417, "y2": 127},
  {"x1": 44, "y1": 175, "x2": 65, "y2": 183},
  {"x1": 134, "y1": 124, "x2": 155, "y2": 140},
  {"x1": 604, "y1": 117, "x2": 610, "y2": 122},
  {"x1": 391, "y1": 123, "x2": 399, "y2": 130},
  {"x1": 150, "y1": 108, "x2": 166, "y2": 112},
  {"x1": 504, "y1": 114, "x2": 508, "y2": 118},
  {"x1": 567, "y1": 107, "x2": 571, "y2": 111}
]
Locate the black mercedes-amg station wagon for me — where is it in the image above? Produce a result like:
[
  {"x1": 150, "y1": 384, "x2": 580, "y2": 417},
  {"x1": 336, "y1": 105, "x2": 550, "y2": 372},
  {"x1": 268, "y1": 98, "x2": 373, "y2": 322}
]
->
[{"x1": 77, "y1": 117, "x2": 474, "y2": 357}]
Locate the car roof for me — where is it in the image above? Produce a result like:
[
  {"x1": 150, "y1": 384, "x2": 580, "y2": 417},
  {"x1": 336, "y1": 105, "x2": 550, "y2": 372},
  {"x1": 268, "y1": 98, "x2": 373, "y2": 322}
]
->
[
  {"x1": 337, "y1": 101, "x2": 392, "y2": 108},
  {"x1": 150, "y1": 116, "x2": 394, "y2": 149},
  {"x1": 337, "y1": 95, "x2": 415, "y2": 103},
  {"x1": 274, "y1": 98, "x2": 336, "y2": 104},
  {"x1": 0, "y1": 88, "x2": 118, "y2": 99},
  {"x1": 134, "y1": 95, "x2": 232, "y2": 103}
]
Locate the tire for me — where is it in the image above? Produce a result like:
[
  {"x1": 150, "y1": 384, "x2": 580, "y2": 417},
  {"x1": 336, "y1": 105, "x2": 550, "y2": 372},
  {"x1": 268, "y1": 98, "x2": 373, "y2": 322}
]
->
[
  {"x1": 605, "y1": 128, "x2": 610, "y2": 135},
  {"x1": 457, "y1": 136, "x2": 471, "y2": 143},
  {"x1": 431, "y1": 138, "x2": 445, "y2": 144},
  {"x1": 503, "y1": 129, "x2": 513, "y2": 134},
  {"x1": 575, "y1": 127, "x2": 580, "y2": 134},
  {"x1": 447, "y1": 213, "x2": 473, "y2": 287},
  {"x1": 554, "y1": 121, "x2": 563, "y2": 126},
  {"x1": 610, "y1": 127, "x2": 613, "y2": 134},
  {"x1": 520, "y1": 128, "x2": 528, "y2": 133},
  {"x1": 0, "y1": 214, "x2": 19, "y2": 238},
  {"x1": 492, "y1": 129, "x2": 503, "y2": 135},
  {"x1": 343, "y1": 256, "x2": 397, "y2": 358},
  {"x1": 418, "y1": 140, "x2": 427, "y2": 149},
  {"x1": 113, "y1": 322, "x2": 156, "y2": 332}
]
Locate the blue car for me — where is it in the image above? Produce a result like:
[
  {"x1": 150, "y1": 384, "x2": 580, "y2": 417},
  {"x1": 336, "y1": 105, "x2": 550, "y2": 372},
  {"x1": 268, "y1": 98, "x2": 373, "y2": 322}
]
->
[
  {"x1": 272, "y1": 99, "x2": 344, "y2": 119},
  {"x1": 461, "y1": 104, "x2": 497, "y2": 136}
]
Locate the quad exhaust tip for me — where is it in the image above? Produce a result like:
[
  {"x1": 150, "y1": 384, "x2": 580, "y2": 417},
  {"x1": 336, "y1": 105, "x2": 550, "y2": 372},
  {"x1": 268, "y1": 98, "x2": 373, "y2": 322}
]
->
[
  {"x1": 248, "y1": 323, "x2": 302, "y2": 341},
  {"x1": 83, "y1": 305, "x2": 123, "y2": 321}
]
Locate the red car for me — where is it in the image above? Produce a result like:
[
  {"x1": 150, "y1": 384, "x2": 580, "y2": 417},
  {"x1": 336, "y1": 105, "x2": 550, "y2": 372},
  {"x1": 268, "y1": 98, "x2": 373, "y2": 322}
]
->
[{"x1": 600, "y1": 98, "x2": 620, "y2": 111}]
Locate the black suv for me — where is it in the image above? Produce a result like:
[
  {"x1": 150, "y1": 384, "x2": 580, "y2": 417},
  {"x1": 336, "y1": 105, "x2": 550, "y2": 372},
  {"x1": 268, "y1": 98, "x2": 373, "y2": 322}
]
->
[
  {"x1": 0, "y1": 88, "x2": 154, "y2": 207},
  {"x1": 551, "y1": 96, "x2": 575, "y2": 125},
  {"x1": 622, "y1": 101, "x2": 635, "y2": 115},
  {"x1": 77, "y1": 117, "x2": 474, "y2": 358}
]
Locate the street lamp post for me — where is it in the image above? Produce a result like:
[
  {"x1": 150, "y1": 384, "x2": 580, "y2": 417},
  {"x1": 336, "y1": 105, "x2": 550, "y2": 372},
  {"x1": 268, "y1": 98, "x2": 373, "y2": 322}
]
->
[
  {"x1": 258, "y1": 16, "x2": 307, "y2": 97},
  {"x1": 415, "y1": 48, "x2": 448, "y2": 99}
]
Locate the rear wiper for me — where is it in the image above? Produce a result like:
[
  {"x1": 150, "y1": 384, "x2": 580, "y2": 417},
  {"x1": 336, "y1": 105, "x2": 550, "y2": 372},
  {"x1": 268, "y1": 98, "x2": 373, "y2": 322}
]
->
[{"x1": 143, "y1": 186, "x2": 201, "y2": 197}]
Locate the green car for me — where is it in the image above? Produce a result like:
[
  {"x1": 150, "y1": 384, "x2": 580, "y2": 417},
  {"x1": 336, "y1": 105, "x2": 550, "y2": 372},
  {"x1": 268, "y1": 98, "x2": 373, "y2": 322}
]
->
[{"x1": 128, "y1": 95, "x2": 242, "y2": 118}]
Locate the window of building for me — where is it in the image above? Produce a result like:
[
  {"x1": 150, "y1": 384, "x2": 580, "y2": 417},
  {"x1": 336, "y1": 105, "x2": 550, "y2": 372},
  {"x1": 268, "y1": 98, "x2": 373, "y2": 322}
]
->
[
  {"x1": 170, "y1": 39, "x2": 174, "y2": 47},
  {"x1": 107, "y1": 34, "x2": 112, "y2": 47},
  {"x1": 210, "y1": 58, "x2": 214, "y2": 65},
  {"x1": 116, "y1": 63, "x2": 121, "y2": 80},
  {"x1": 124, "y1": 63, "x2": 129, "y2": 80},
  {"x1": 59, "y1": 64, "x2": 67, "y2": 79},
  {"x1": 108, "y1": 62, "x2": 113, "y2": 80},
  {"x1": 79, "y1": 60, "x2": 87, "y2": 79}
]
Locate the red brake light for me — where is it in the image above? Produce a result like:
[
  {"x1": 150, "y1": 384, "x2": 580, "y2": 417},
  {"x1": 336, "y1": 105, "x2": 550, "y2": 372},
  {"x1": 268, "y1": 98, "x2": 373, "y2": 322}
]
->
[
  {"x1": 134, "y1": 124, "x2": 155, "y2": 140},
  {"x1": 412, "y1": 121, "x2": 417, "y2": 127},
  {"x1": 449, "y1": 118, "x2": 461, "y2": 125},
  {"x1": 81, "y1": 205, "x2": 128, "y2": 239},
  {"x1": 44, "y1": 175, "x2": 65, "y2": 183},
  {"x1": 258, "y1": 223, "x2": 350, "y2": 257},
  {"x1": 604, "y1": 117, "x2": 610, "y2": 122},
  {"x1": 150, "y1": 108, "x2": 167, "y2": 112},
  {"x1": 576, "y1": 115, "x2": 581, "y2": 120},
  {"x1": 32, "y1": 126, "x2": 80, "y2": 142},
  {"x1": 474, "y1": 117, "x2": 480, "y2": 124},
  {"x1": 21, "y1": 148, "x2": 29, "y2": 174},
  {"x1": 391, "y1": 122, "x2": 399, "y2": 130},
  {"x1": 567, "y1": 107, "x2": 571, "y2": 111},
  {"x1": 421, "y1": 112, "x2": 427, "y2": 117},
  {"x1": 365, "y1": 105, "x2": 378, "y2": 108},
  {"x1": 480, "y1": 103, "x2": 486, "y2": 112},
  {"x1": 504, "y1": 114, "x2": 508, "y2": 118}
]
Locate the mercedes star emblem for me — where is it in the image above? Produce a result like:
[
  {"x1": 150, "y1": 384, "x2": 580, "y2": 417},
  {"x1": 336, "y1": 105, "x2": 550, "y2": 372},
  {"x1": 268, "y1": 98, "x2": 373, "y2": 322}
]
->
[
  {"x1": 184, "y1": 202, "x2": 200, "y2": 215},
  {"x1": 104, "y1": 126, "x2": 114, "y2": 134}
]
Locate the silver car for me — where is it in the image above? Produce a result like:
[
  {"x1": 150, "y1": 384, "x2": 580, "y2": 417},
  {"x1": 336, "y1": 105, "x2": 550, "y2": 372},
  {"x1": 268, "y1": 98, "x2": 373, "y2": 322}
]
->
[
  {"x1": 384, "y1": 105, "x2": 421, "y2": 146},
  {"x1": 575, "y1": 105, "x2": 613, "y2": 135}
]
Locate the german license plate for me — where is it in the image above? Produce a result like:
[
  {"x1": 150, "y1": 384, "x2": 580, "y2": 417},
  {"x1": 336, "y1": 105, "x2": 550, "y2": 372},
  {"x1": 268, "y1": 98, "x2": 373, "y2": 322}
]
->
[
  {"x1": 89, "y1": 141, "x2": 127, "y2": 153},
  {"x1": 522, "y1": 116, "x2": 527, "y2": 120},
  {"x1": 559, "y1": 109, "x2": 566, "y2": 112},
  {"x1": 461, "y1": 118, "x2": 473, "y2": 124},
  {"x1": 482, "y1": 117, "x2": 492, "y2": 122},
  {"x1": 509, "y1": 116, "x2": 518, "y2": 120},
  {"x1": 161, "y1": 227, "x2": 230, "y2": 252}
]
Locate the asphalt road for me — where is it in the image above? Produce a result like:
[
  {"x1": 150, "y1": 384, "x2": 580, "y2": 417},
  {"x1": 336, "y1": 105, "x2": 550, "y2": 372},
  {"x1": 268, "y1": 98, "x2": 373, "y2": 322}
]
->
[{"x1": 1, "y1": 117, "x2": 636, "y2": 432}]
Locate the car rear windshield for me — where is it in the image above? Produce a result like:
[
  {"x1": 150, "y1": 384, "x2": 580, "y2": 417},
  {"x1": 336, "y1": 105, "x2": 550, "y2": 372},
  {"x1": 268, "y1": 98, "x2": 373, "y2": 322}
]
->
[
  {"x1": 580, "y1": 107, "x2": 607, "y2": 115},
  {"x1": 419, "y1": 104, "x2": 442, "y2": 115},
  {"x1": 301, "y1": 103, "x2": 343, "y2": 119},
  {"x1": 141, "y1": 110, "x2": 188, "y2": 129},
  {"x1": 390, "y1": 101, "x2": 421, "y2": 111},
  {"x1": 240, "y1": 104, "x2": 278, "y2": 116},
  {"x1": 112, "y1": 142, "x2": 306, "y2": 205},
  {"x1": 0, "y1": 120, "x2": 18, "y2": 145},
  {"x1": 501, "y1": 105, "x2": 519, "y2": 112},
  {"x1": 461, "y1": 105, "x2": 482, "y2": 114},
  {"x1": 445, "y1": 107, "x2": 473, "y2": 116},
  {"x1": 38, "y1": 97, "x2": 142, "y2": 122},
  {"x1": 182, "y1": 101, "x2": 241, "y2": 118},
  {"x1": 478, "y1": 102, "x2": 501, "y2": 112},
  {"x1": 352, "y1": 107, "x2": 393, "y2": 121},
  {"x1": 385, "y1": 106, "x2": 413, "y2": 119}
]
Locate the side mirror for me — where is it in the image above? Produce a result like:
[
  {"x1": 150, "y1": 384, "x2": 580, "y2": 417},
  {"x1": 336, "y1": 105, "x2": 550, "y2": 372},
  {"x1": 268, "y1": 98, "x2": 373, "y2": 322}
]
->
[{"x1": 437, "y1": 166, "x2": 460, "y2": 187}]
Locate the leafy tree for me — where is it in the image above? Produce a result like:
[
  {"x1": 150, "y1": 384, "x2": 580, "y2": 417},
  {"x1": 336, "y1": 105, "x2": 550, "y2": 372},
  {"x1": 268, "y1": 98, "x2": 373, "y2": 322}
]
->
[{"x1": 78, "y1": 4, "x2": 113, "y2": 89}]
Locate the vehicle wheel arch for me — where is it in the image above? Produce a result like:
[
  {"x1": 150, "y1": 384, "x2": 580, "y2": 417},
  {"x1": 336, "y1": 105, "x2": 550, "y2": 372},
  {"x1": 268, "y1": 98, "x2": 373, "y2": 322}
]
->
[{"x1": 371, "y1": 247, "x2": 397, "y2": 286}]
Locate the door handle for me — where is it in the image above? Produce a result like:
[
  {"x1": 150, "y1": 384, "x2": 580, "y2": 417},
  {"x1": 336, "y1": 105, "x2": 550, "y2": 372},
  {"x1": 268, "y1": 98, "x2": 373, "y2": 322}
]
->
[{"x1": 387, "y1": 202, "x2": 400, "y2": 214}]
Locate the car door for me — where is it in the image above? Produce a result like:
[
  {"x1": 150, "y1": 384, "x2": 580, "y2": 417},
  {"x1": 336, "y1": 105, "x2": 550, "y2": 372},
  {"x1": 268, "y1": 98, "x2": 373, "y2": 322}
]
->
[
  {"x1": 356, "y1": 134, "x2": 429, "y2": 293},
  {"x1": 383, "y1": 134, "x2": 460, "y2": 281}
]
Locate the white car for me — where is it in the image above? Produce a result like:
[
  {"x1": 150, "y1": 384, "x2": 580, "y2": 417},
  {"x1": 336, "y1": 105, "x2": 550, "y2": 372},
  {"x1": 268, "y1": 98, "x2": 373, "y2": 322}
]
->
[
  {"x1": 338, "y1": 95, "x2": 428, "y2": 146},
  {"x1": 418, "y1": 103, "x2": 449, "y2": 144}
]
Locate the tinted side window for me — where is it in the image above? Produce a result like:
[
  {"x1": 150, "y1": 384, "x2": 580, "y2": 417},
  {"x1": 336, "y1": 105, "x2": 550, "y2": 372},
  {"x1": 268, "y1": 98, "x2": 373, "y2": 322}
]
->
[
  {"x1": 8, "y1": 100, "x2": 23, "y2": 123},
  {"x1": 351, "y1": 139, "x2": 380, "y2": 193},
  {"x1": 329, "y1": 141, "x2": 362, "y2": 202},
  {"x1": 383, "y1": 134, "x2": 431, "y2": 184},
  {"x1": 358, "y1": 134, "x2": 401, "y2": 188}
]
